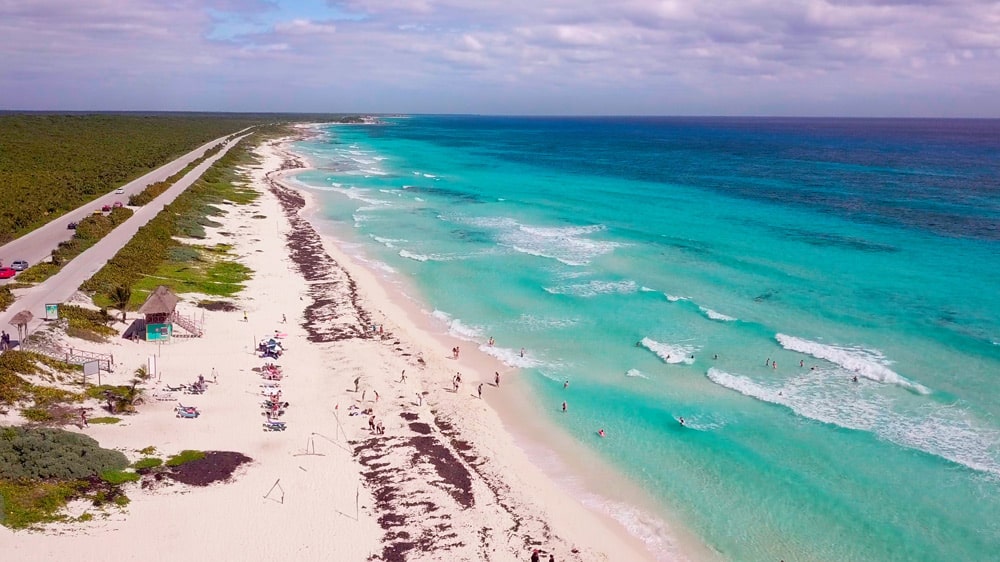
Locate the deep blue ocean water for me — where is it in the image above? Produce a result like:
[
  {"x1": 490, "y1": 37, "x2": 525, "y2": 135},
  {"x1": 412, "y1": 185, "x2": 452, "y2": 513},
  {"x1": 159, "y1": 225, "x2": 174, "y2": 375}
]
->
[{"x1": 291, "y1": 116, "x2": 1000, "y2": 562}]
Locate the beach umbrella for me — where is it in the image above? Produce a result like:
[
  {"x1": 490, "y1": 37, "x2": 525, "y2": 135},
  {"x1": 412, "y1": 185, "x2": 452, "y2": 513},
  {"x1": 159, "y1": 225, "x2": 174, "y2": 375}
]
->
[{"x1": 9, "y1": 309, "x2": 34, "y2": 341}]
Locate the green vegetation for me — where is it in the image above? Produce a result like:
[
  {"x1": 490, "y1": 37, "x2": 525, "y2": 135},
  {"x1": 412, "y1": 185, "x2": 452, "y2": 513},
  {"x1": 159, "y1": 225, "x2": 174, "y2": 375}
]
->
[
  {"x1": 57, "y1": 305, "x2": 117, "y2": 341},
  {"x1": 87, "y1": 417, "x2": 120, "y2": 425},
  {"x1": 0, "y1": 427, "x2": 128, "y2": 480},
  {"x1": 85, "y1": 383, "x2": 144, "y2": 415},
  {"x1": 99, "y1": 469, "x2": 140, "y2": 485},
  {"x1": 128, "y1": 143, "x2": 225, "y2": 206},
  {"x1": 0, "y1": 286, "x2": 13, "y2": 313},
  {"x1": 132, "y1": 457, "x2": 163, "y2": 470},
  {"x1": 165, "y1": 450, "x2": 206, "y2": 467},
  {"x1": 0, "y1": 350, "x2": 82, "y2": 411},
  {"x1": 138, "y1": 445, "x2": 157, "y2": 455},
  {"x1": 82, "y1": 132, "x2": 265, "y2": 306},
  {"x1": 0, "y1": 114, "x2": 264, "y2": 244},
  {"x1": 0, "y1": 427, "x2": 136, "y2": 529},
  {"x1": 0, "y1": 479, "x2": 84, "y2": 529}
]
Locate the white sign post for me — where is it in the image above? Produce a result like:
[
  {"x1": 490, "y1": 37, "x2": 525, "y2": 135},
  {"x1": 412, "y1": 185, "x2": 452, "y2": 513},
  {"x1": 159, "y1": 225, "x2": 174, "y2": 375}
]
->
[{"x1": 83, "y1": 360, "x2": 100, "y2": 387}]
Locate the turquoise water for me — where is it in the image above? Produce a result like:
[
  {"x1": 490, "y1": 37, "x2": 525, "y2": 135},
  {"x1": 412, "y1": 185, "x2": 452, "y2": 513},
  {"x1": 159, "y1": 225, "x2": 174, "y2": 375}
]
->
[{"x1": 292, "y1": 116, "x2": 1000, "y2": 561}]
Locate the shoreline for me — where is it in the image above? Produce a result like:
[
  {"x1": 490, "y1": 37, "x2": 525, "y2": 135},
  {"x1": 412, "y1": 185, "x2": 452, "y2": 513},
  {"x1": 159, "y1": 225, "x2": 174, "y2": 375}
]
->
[
  {"x1": 271, "y1": 129, "x2": 716, "y2": 561},
  {"x1": 4, "y1": 127, "x2": 700, "y2": 561}
]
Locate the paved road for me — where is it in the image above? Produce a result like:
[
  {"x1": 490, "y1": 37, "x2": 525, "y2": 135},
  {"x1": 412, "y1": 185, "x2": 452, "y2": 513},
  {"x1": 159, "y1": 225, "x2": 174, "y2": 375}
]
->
[
  {"x1": 0, "y1": 133, "x2": 251, "y2": 341},
  {"x1": 0, "y1": 129, "x2": 248, "y2": 276}
]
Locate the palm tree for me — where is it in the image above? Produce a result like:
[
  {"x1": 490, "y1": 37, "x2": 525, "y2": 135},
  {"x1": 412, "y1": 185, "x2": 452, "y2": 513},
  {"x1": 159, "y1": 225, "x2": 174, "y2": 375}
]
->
[{"x1": 109, "y1": 285, "x2": 131, "y2": 323}]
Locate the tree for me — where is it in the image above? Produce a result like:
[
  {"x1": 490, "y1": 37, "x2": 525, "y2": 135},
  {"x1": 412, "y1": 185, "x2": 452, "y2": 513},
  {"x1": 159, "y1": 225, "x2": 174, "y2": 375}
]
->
[{"x1": 109, "y1": 285, "x2": 131, "y2": 323}]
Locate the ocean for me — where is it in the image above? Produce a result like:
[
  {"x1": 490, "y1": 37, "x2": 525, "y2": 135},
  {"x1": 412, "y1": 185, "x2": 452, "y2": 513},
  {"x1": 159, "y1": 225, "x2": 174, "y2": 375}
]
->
[{"x1": 289, "y1": 116, "x2": 1000, "y2": 562}]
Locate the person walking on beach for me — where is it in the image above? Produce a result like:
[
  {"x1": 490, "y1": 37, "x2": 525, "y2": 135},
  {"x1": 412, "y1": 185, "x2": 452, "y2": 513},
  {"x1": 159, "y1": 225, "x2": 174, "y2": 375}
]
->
[
  {"x1": 495, "y1": 372, "x2": 500, "y2": 387},
  {"x1": 562, "y1": 401, "x2": 567, "y2": 413},
  {"x1": 243, "y1": 310, "x2": 248, "y2": 322},
  {"x1": 520, "y1": 347, "x2": 525, "y2": 358},
  {"x1": 374, "y1": 390, "x2": 380, "y2": 402},
  {"x1": 478, "y1": 383, "x2": 483, "y2": 399},
  {"x1": 531, "y1": 549, "x2": 540, "y2": 562},
  {"x1": 354, "y1": 377, "x2": 361, "y2": 393},
  {"x1": 282, "y1": 314, "x2": 287, "y2": 323},
  {"x1": 488, "y1": 336, "x2": 494, "y2": 347},
  {"x1": 400, "y1": 370, "x2": 406, "y2": 383},
  {"x1": 369, "y1": 415, "x2": 376, "y2": 431},
  {"x1": 80, "y1": 409, "x2": 88, "y2": 428}
]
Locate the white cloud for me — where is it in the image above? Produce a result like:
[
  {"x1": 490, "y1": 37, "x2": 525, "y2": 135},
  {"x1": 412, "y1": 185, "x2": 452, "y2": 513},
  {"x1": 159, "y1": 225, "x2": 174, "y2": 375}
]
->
[{"x1": 0, "y1": 0, "x2": 997, "y2": 115}]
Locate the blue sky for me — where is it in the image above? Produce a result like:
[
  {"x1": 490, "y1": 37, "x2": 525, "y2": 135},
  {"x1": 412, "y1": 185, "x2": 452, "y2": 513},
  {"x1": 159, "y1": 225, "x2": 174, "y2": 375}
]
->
[{"x1": 2, "y1": 0, "x2": 998, "y2": 116}]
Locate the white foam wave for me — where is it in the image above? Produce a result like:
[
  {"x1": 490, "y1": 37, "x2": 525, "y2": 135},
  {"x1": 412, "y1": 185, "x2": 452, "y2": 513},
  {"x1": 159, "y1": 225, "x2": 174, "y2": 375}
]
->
[
  {"x1": 399, "y1": 250, "x2": 429, "y2": 262},
  {"x1": 372, "y1": 235, "x2": 406, "y2": 248},
  {"x1": 329, "y1": 187, "x2": 386, "y2": 207},
  {"x1": 641, "y1": 337, "x2": 699, "y2": 365},
  {"x1": 706, "y1": 368, "x2": 1000, "y2": 477},
  {"x1": 398, "y1": 249, "x2": 460, "y2": 262},
  {"x1": 458, "y1": 216, "x2": 619, "y2": 266},
  {"x1": 625, "y1": 368, "x2": 649, "y2": 379},
  {"x1": 665, "y1": 294, "x2": 687, "y2": 302},
  {"x1": 479, "y1": 345, "x2": 542, "y2": 368},
  {"x1": 578, "y1": 495, "x2": 691, "y2": 562},
  {"x1": 640, "y1": 286, "x2": 657, "y2": 292},
  {"x1": 699, "y1": 306, "x2": 737, "y2": 322},
  {"x1": 543, "y1": 280, "x2": 638, "y2": 298},
  {"x1": 776, "y1": 334, "x2": 930, "y2": 394},
  {"x1": 515, "y1": 314, "x2": 578, "y2": 331},
  {"x1": 431, "y1": 310, "x2": 483, "y2": 340}
]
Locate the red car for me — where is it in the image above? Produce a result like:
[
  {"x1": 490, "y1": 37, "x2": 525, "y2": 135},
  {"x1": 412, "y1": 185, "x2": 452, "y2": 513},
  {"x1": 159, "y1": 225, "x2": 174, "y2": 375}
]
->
[
  {"x1": 0, "y1": 267, "x2": 16, "y2": 279},
  {"x1": 101, "y1": 204, "x2": 111, "y2": 212}
]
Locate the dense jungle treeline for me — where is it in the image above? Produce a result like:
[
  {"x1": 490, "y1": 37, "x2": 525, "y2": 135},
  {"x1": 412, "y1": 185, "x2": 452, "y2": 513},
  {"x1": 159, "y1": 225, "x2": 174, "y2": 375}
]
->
[{"x1": 0, "y1": 114, "x2": 263, "y2": 244}]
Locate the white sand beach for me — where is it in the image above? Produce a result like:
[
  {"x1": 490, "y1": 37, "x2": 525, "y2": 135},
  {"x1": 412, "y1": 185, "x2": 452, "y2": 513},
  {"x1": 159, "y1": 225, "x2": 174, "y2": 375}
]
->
[{"x1": 4, "y1": 133, "x2": 663, "y2": 562}]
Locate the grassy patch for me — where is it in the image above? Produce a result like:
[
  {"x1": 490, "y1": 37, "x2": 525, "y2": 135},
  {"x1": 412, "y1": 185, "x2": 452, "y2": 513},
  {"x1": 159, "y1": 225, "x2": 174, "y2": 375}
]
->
[
  {"x1": 0, "y1": 479, "x2": 84, "y2": 529},
  {"x1": 0, "y1": 286, "x2": 13, "y2": 313},
  {"x1": 165, "y1": 450, "x2": 205, "y2": 467},
  {"x1": 99, "y1": 470, "x2": 140, "y2": 486},
  {"x1": 87, "y1": 417, "x2": 120, "y2": 425},
  {"x1": 131, "y1": 246, "x2": 250, "y2": 299},
  {"x1": 58, "y1": 305, "x2": 117, "y2": 340},
  {"x1": 138, "y1": 446, "x2": 156, "y2": 455},
  {"x1": 132, "y1": 457, "x2": 163, "y2": 470}
]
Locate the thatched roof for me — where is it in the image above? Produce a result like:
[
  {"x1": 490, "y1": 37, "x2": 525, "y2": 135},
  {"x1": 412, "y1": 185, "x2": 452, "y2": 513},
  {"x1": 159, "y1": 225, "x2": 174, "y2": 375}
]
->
[
  {"x1": 138, "y1": 286, "x2": 179, "y2": 315},
  {"x1": 9, "y1": 309, "x2": 33, "y2": 326}
]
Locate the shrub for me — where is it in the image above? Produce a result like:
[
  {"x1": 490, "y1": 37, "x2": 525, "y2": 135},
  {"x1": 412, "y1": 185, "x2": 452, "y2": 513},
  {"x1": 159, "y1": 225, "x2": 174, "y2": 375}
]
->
[
  {"x1": 0, "y1": 427, "x2": 129, "y2": 480},
  {"x1": 165, "y1": 450, "x2": 205, "y2": 467},
  {"x1": 0, "y1": 286, "x2": 12, "y2": 312}
]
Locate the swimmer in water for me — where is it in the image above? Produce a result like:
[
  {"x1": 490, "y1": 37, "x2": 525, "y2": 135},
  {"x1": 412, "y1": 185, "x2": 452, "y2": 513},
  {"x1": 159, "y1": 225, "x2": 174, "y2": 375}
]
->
[
  {"x1": 678, "y1": 417, "x2": 685, "y2": 426},
  {"x1": 852, "y1": 376, "x2": 858, "y2": 383},
  {"x1": 598, "y1": 428, "x2": 606, "y2": 438}
]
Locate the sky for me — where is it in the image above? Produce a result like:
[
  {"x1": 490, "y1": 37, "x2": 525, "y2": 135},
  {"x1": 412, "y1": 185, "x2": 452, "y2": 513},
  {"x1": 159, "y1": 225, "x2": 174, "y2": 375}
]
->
[{"x1": 1, "y1": 0, "x2": 999, "y2": 116}]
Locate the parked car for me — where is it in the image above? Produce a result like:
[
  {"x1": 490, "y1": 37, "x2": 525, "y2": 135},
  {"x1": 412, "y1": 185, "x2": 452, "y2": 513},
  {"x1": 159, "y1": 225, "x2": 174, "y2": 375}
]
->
[
  {"x1": 115, "y1": 188, "x2": 125, "y2": 194},
  {"x1": 67, "y1": 221, "x2": 78, "y2": 229},
  {"x1": 113, "y1": 201, "x2": 123, "y2": 208},
  {"x1": 10, "y1": 260, "x2": 28, "y2": 271},
  {"x1": 0, "y1": 267, "x2": 16, "y2": 279},
  {"x1": 101, "y1": 204, "x2": 111, "y2": 212}
]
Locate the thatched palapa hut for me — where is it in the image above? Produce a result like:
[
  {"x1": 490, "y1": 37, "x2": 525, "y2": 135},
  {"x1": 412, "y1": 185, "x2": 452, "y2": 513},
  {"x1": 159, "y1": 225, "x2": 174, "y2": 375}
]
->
[{"x1": 138, "y1": 286, "x2": 178, "y2": 326}]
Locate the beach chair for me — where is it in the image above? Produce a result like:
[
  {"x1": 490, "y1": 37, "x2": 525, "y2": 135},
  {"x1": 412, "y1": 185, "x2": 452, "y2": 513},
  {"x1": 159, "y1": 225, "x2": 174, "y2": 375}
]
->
[{"x1": 176, "y1": 409, "x2": 199, "y2": 419}]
